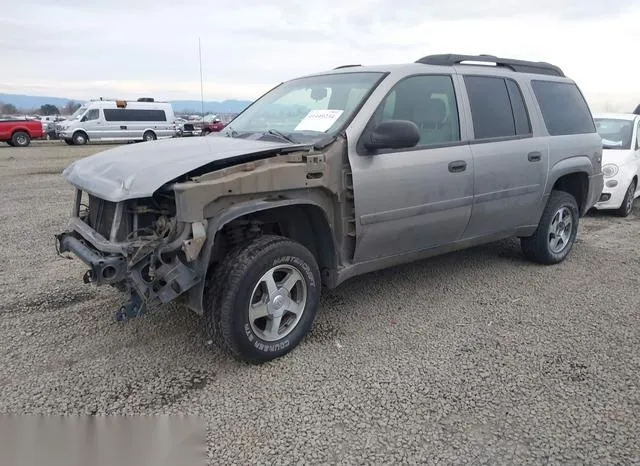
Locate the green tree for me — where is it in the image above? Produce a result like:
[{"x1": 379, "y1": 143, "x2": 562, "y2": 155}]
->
[
  {"x1": 1, "y1": 103, "x2": 18, "y2": 115},
  {"x1": 39, "y1": 104, "x2": 60, "y2": 116}
]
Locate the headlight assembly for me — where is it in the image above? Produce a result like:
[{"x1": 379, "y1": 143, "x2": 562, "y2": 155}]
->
[{"x1": 602, "y1": 163, "x2": 618, "y2": 178}]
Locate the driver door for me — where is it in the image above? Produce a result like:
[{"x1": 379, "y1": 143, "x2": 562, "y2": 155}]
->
[
  {"x1": 348, "y1": 74, "x2": 474, "y2": 262},
  {"x1": 82, "y1": 108, "x2": 101, "y2": 140}
]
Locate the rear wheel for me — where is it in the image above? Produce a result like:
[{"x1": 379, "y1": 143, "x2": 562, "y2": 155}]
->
[
  {"x1": 202, "y1": 129, "x2": 210, "y2": 136},
  {"x1": 204, "y1": 235, "x2": 321, "y2": 364},
  {"x1": 143, "y1": 130, "x2": 156, "y2": 142},
  {"x1": 521, "y1": 190, "x2": 579, "y2": 265},
  {"x1": 615, "y1": 179, "x2": 636, "y2": 217},
  {"x1": 11, "y1": 131, "x2": 30, "y2": 147},
  {"x1": 72, "y1": 132, "x2": 87, "y2": 145}
]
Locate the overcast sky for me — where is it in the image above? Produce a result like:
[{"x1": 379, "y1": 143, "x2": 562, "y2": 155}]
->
[{"x1": 1, "y1": 0, "x2": 639, "y2": 110}]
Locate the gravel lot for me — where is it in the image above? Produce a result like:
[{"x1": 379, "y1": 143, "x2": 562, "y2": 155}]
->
[{"x1": 0, "y1": 141, "x2": 639, "y2": 464}]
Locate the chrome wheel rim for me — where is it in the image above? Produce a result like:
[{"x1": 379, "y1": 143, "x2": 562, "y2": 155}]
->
[
  {"x1": 248, "y1": 264, "x2": 307, "y2": 342},
  {"x1": 16, "y1": 135, "x2": 26, "y2": 145},
  {"x1": 548, "y1": 206, "x2": 573, "y2": 254},
  {"x1": 625, "y1": 183, "x2": 635, "y2": 213}
]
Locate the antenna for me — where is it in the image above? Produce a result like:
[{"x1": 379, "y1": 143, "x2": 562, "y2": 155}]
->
[{"x1": 198, "y1": 37, "x2": 205, "y2": 120}]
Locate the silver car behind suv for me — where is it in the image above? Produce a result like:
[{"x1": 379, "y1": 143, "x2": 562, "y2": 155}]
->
[{"x1": 56, "y1": 53, "x2": 604, "y2": 363}]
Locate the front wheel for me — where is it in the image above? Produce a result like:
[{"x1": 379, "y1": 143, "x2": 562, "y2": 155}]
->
[
  {"x1": 615, "y1": 179, "x2": 636, "y2": 217},
  {"x1": 204, "y1": 235, "x2": 321, "y2": 364},
  {"x1": 521, "y1": 190, "x2": 579, "y2": 265},
  {"x1": 72, "y1": 132, "x2": 87, "y2": 145}
]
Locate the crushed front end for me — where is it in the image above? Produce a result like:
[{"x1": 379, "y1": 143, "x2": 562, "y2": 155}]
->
[{"x1": 55, "y1": 187, "x2": 205, "y2": 320}]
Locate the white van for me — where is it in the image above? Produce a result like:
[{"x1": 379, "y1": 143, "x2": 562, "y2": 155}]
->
[{"x1": 57, "y1": 98, "x2": 177, "y2": 145}]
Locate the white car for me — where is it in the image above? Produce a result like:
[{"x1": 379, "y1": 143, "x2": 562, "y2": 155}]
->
[{"x1": 592, "y1": 113, "x2": 640, "y2": 217}]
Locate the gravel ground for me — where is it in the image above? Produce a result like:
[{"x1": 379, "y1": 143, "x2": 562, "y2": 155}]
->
[{"x1": 0, "y1": 141, "x2": 639, "y2": 465}]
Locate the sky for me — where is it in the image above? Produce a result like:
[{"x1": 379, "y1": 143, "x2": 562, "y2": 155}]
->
[{"x1": 1, "y1": 0, "x2": 639, "y2": 110}]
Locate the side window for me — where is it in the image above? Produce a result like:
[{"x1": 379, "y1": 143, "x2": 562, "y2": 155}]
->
[
  {"x1": 505, "y1": 79, "x2": 532, "y2": 135},
  {"x1": 464, "y1": 75, "x2": 517, "y2": 139},
  {"x1": 85, "y1": 109, "x2": 99, "y2": 121},
  {"x1": 373, "y1": 75, "x2": 460, "y2": 146},
  {"x1": 530, "y1": 80, "x2": 596, "y2": 136}
]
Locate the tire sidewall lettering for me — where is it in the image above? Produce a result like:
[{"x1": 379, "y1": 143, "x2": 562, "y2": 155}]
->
[{"x1": 240, "y1": 253, "x2": 316, "y2": 355}]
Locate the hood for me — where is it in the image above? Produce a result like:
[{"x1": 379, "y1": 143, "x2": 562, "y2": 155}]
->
[
  {"x1": 602, "y1": 147, "x2": 631, "y2": 165},
  {"x1": 62, "y1": 135, "x2": 308, "y2": 202}
]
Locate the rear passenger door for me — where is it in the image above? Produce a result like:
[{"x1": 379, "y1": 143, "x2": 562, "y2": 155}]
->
[{"x1": 459, "y1": 75, "x2": 548, "y2": 239}]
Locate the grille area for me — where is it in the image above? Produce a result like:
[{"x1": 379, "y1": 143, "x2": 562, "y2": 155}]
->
[{"x1": 86, "y1": 195, "x2": 131, "y2": 241}]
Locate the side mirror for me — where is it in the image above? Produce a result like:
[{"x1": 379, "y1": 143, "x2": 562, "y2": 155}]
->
[
  {"x1": 81, "y1": 116, "x2": 87, "y2": 122},
  {"x1": 363, "y1": 120, "x2": 421, "y2": 152}
]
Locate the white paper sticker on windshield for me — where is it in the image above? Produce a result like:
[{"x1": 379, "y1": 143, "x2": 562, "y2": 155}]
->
[{"x1": 295, "y1": 109, "x2": 344, "y2": 132}]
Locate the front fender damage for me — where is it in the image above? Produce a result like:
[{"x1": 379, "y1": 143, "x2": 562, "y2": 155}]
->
[{"x1": 57, "y1": 136, "x2": 347, "y2": 321}]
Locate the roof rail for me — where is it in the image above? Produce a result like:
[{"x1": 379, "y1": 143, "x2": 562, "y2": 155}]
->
[
  {"x1": 334, "y1": 64, "x2": 361, "y2": 69},
  {"x1": 415, "y1": 54, "x2": 565, "y2": 77}
]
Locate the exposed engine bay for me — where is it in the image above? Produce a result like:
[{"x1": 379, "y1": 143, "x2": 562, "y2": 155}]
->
[{"x1": 56, "y1": 187, "x2": 204, "y2": 320}]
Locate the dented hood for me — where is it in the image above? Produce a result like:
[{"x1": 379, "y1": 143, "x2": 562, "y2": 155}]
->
[{"x1": 62, "y1": 135, "x2": 306, "y2": 202}]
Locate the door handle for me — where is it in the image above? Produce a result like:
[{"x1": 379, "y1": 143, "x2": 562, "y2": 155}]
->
[
  {"x1": 528, "y1": 151, "x2": 542, "y2": 162},
  {"x1": 448, "y1": 160, "x2": 467, "y2": 173}
]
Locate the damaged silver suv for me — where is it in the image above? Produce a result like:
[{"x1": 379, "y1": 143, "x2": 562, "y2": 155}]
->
[{"x1": 56, "y1": 54, "x2": 604, "y2": 364}]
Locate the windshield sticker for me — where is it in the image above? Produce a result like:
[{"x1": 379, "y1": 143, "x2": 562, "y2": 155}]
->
[{"x1": 294, "y1": 109, "x2": 344, "y2": 132}]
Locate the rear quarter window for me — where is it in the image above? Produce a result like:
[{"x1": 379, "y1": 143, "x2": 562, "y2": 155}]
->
[{"x1": 531, "y1": 80, "x2": 595, "y2": 136}]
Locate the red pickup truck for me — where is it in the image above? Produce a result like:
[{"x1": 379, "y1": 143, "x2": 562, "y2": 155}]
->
[
  {"x1": 201, "y1": 118, "x2": 226, "y2": 135},
  {"x1": 0, "y1": 119, "x2": 44, "y2": 147}
]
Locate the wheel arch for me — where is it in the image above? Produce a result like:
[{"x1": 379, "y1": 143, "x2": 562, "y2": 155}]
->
[
  {"x1": 72, "y1": 129, "x2": 89, "y2": 142},
  {"x1": 546, "y1": 157, "x2": 594, "y2": 216},
  {"x1": 10, "y1": 127, "x2": 30, "y2": 137},
  {"x1": 184, "y1": 198, "x2": 338, "y2": 315}
]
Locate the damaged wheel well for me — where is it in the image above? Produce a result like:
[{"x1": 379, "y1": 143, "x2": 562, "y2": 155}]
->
[{"x1": 211, "y1": 204, "x2": 337, "y2": 286}]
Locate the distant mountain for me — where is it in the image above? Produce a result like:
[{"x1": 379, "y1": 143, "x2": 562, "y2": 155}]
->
[
  {"x1": 170, "y1": 99, "x2": 252, "y2": 113},
  {"x1": 0, "y1": 93, "x2": 73, "y2": 109},
  {"x1": 0, "y1": 92, "x2": 253, "y2": 114}
]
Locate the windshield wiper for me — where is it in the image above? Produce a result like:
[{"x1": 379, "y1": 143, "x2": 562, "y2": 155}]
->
[{"x1": 265, "y1": 129, "x2": 298, "y2": 144}]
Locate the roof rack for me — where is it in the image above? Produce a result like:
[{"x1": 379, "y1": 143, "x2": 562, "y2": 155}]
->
[
  {"x1": 415, "y1": 54, "x2": 565, "y2": 77},
  {"x1": 334, "y1": 64, "x2": 361, "y2": 69}
]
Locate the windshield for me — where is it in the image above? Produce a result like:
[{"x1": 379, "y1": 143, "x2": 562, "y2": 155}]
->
[
  {"x1": 70, "y1": 105, "x2": 88, "y2": 120},
  {"x1": 594, "y1": 118, "x2": 634, "y2": 150},
  {"x1": 220, "y1": 72, "x2": 385, "y2": 142}
]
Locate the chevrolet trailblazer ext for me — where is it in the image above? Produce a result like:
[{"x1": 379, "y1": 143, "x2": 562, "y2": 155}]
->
[{"x1": 56, "y1": 54, "x2": 604, "y2": 364}]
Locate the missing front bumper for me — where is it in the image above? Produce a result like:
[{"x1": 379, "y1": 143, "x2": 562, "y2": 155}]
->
[
  {"x1": 55, "y1": 230, "x2": 201, "y2": 306},
  {"x1": 55, "y1": 232, "x2": 127, "y2": 286}
]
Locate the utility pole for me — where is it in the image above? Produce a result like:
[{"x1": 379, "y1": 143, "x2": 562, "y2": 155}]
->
[{"x1": 199, "y1": 37, "x2": 205, "y2": 120}]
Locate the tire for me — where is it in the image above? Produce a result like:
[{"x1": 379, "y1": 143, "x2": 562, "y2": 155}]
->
[
  {"x1": 204, "y1": 234, "x2": 321, "y2": 364},
  {"x1": 11, "y1": 131, "x2": 30, "y2": 147},
  {"x1": 521, "y1": 190, "x2": 580, "y2": 265},
  {"x1": 614, "y1": 179, "x2": 636, "y2": 217},
  {"x1": 7, "y1": 141, "x2": 15, "y2": 147},
  {"x1": 72, "y1": 132, "x2": 87, "y2": 145},
  {"x1": 64, "y1": 138, "x2": 74, "y2": 145},
  {"x1": 202, "y1": 129, "x2": 210, "y2": 136},
  {"x1": 143, "y1": 130, "x2": 156, "y2": 142}
]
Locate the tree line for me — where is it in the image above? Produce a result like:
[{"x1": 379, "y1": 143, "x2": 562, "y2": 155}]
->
[{"x1": 0, "y1": 101, "x2": 83, "y2": 117}]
